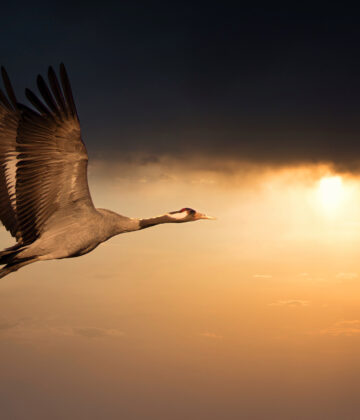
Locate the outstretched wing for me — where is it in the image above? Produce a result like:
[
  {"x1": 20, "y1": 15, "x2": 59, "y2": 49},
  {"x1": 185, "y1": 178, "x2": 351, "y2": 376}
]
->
[
  {"x1": 0, "y1": 68, "x2": 20, "y2": 239},
  {"x1": 15, "y1": 64, "x2": 95, "y2": 244}
]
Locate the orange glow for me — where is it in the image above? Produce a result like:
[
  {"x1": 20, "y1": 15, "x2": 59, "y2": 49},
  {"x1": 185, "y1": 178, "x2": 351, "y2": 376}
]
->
[{"x1": 2, "y1": 161, "x2": 360, "y2": 418}]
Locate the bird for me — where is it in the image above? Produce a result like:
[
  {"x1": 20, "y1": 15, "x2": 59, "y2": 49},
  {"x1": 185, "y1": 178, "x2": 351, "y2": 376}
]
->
[{"x1": 0, "y1": 64, "x2": 215, "y2": 279}]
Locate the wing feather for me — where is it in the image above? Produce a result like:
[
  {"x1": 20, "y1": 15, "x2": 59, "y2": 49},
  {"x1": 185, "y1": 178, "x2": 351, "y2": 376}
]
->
[
  {"x1": 1, "y1": 67, "x2": 17, "y2": 109},
  {"x1": 60, "y1": 63, "x2": 78, "y2": 120},
  {"x1": 0, "y1": 64, "x2": 94, "y2": 245},
  {"x1": 0, "y1": 88, "x2": 13, "y2": 110},
  {"x1": 0, "y1": 68, "x2": 20, "y2": 239},
  {"x1": 25, "y1": 88, "x2": 53, "y2": 118},
  {"x1": 36, "y1": 75, "x2": 60, "y2": 116},
  {"x1": 48, "y1": 66, "x2": 67, "y2": 116},
  {"x1": 15, "y1": 65, "x2": 94, "y2": 243}
]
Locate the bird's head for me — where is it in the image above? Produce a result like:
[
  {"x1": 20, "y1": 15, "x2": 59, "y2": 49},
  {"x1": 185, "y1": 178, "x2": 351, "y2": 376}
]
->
[{"x1": 168, "y1": 207, "x2": 216, "y2": 222}]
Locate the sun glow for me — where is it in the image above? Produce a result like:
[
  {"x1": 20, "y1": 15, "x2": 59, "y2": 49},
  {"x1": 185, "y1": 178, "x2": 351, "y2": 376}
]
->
[{"x1": 318, "y1": 176, "x2": 343, "y2": 213}]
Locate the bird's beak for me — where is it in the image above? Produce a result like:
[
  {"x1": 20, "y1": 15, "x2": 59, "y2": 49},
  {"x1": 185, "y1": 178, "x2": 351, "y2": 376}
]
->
[{"x1": 196, "y1": 213, "x2": 216, "y2": 220}]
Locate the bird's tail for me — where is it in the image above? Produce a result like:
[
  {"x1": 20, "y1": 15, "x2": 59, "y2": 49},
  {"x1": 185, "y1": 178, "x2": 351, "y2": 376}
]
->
[
  {"x1": 0, "y1": 244, "x2": 23, "y2": 265},
  {"x1": 0, "y1": 258, "x2": 37, "y2": 279},
  {"x1": 0, "y1": 244, "x2": 37, "y2": 279}
]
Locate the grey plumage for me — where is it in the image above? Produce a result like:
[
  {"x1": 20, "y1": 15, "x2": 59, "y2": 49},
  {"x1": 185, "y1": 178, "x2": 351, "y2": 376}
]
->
[{"x1": 0, "y1": 65, "x2": 214, "y2": 279}]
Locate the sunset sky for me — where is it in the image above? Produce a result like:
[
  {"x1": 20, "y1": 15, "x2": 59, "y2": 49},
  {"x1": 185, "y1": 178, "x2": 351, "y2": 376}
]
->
[{"x1": 2, "y1": 3, "x2": 360, "y2": 420}]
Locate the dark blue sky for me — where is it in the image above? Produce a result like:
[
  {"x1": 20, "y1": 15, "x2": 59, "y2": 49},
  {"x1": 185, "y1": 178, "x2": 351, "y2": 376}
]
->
[{"x1": 2, "y1": 2, "x2": 360, "y2": 169}]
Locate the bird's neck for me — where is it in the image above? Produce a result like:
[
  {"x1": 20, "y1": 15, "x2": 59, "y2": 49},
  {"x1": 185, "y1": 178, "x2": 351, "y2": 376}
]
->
[{"x1": 138, "y1": 214, "x2": 175, "y2": 229}]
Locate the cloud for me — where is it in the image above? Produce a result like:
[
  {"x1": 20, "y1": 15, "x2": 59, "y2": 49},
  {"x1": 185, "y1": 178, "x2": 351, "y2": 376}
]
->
[
  {"x1": 0, "y1": 317, "x2": 30, "y2": 332},
  {"x1": 320, "y1": 320, "x2": 360, "y2": 336},
  {"x1": 72, "y1": 327, "x2": 124, "y2": 339},
  {"x1": 0, "y1": 318, "x2": 124, "y2": 341},
  {"x1": 4, "y1": 4, "x2": 360, "y2": 174},
  {"x1": 200, "y1": 332, "x2": 223, "y2": 340},
  {"x1": 269, "y1": 300, "x2": 310, "y2": 307},
  {"x1": 0, "y1": 320, "x2": 20, "y2": 331},
  {"x1": 253, "y1": 274, "x2": 272, "y2": 279},
  {"x1": 336, "y1": 272, "x2": 358, "y2": 281}
]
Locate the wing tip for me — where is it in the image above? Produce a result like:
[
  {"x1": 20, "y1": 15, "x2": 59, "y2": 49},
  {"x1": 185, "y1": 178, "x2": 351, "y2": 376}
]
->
[
  {"x1": 1, "y1": 66, "x2": 8, "y2": 78},
  {"x1": 59, "y1": 63, "x2": 67, "y2": 79},
  {"x1": 0, "y1": 66, "x2": 17, "y2": 110}
]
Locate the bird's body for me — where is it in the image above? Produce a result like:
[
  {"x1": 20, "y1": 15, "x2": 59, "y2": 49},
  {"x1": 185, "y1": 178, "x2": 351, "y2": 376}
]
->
[{"x1": 0, "y1": 64, "x2": 213, "y2": 279}]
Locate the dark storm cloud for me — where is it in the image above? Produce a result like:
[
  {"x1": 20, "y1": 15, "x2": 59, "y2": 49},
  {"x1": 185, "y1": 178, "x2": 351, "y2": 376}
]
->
[{"x1": 2, "y1": 3, "x2": 360, "y2": 171}]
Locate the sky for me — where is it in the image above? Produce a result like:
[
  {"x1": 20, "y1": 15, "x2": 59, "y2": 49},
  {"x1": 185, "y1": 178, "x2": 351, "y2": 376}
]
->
[
  {"x1": 2, "y1": 2, "x2": 360, "y2": 170},
  {"x1": 2, "y1": 3, "x2": 360, "y2": 420}
]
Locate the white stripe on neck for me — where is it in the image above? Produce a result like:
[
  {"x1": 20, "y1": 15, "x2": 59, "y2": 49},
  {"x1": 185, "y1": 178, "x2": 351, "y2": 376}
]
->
[{"x1": 167, "y1": 212, "x2": 187, "y2": 220}]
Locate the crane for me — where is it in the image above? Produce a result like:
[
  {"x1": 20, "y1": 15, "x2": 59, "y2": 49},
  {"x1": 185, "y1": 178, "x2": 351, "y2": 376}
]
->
[{"x1": 0, "y1": 64, "x2": 214, "y2": 279}]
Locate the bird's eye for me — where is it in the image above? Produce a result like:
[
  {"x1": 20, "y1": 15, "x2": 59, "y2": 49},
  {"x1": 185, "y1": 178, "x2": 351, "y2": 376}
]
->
[{"x1": 181, "y1": 208, "x2": 196, "y2": 215}]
